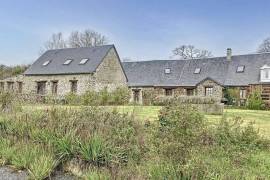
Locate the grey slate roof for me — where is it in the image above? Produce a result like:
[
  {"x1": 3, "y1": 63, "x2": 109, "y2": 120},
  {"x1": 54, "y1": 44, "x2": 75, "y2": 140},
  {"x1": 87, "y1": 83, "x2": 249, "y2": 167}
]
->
[
  {"x1": 123, "y1": 53, "x2": 270, "y2": 87},
  {"x1": 24, "y1": 45, "x2": 114, "y2": 75}
]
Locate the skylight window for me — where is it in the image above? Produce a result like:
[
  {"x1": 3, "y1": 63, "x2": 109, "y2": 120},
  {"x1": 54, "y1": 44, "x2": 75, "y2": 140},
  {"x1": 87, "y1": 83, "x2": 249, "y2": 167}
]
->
[
  {"x1": 236, "y1": 65, "x2": 245, "y2": 73},
  {"x1": 194, "y1": 68, "x2": 201, "y2": 74},
  {"x1": 165, "y1": 68, "x2": 171, "y2": 74},
  {"x1": 79, "y1": 58, "x2": 89, "y2": 65},
  {"x1": 63, "y1": 59, "x2": 73, "y2": 65},
  {"x1": 42, "y1": 60, "x2": 51, "y2": 66}
]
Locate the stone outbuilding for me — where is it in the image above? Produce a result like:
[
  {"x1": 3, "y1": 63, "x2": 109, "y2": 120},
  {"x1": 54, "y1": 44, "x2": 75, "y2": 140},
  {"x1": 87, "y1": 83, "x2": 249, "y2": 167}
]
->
[{"x1": 0, "y1": 45, "x2": 127, "y2": 96}]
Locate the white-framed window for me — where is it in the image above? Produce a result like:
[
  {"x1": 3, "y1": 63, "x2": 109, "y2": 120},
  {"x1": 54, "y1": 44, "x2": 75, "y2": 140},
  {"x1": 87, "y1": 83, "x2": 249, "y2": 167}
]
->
[
  {"x1": 260, "y1": 65, "x2": 270, "y2": 82},
  {"x1": 164, "y1": 68, "x2": 171, "y2": 74},
  {"x1": 42, "y1": 60, "x2": 51, "y2": 66},
  {"x1": 63, "y1": 59, "x2": 73, "y2": 65},
  {"x1": 194, "y1": 68, "x2": 201, "y2": 74},
  {"x1": 79, "y1": 58, "x2": 89, "y2": 65},
  {"x1": 236, "y1": 65, "x2": 245, "y2": 73},
  {"x1": 205, "y1": 87, "x2": 213, "y2": 96}
]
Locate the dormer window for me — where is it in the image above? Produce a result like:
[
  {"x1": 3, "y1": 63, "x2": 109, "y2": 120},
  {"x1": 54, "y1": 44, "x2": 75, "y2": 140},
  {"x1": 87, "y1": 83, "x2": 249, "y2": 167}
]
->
[
  {"x1": 42, "y1": 60, "x2": 51, "y2": 66},
  {"x1": 236, "y1": 65, "x2": 245, "y2": 73},
  {"x1": 63, "y1": 59, "x2": 73, "y2": 65},
  {"x1": 194, "y1": 68, "x2": 201, "y2": 74},
  {"x1": 165, "y1": 68, "x2": 171, "y2": 74},
  {"x1": 79, "y1": 58, "x2": 89, "y2": 65},
  {"x1": 260, "y1": 65, "x2": 270, "y2": 82}
]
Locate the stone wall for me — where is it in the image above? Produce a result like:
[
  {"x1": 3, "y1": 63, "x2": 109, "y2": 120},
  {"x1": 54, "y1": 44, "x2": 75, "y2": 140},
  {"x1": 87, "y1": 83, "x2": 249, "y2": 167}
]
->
[
  {"x1": 94, "y1": 47, "x2": 127, "y2": 91},
  {"x1": 0, "y1": 48, "x2": 127, "y2": 96},
  {"x1": 196, "y1": 79, "x2": 223, "y2": 100}
]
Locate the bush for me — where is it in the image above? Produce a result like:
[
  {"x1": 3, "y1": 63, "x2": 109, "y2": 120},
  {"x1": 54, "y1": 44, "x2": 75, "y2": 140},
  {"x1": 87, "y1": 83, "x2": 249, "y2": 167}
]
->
[
  {"x1": 246, "y1": 91, "x2": 265, "y2": 110},
  {"x1": 64, "y1": 93, "x2": 81, "y2": 105},
  {"x1": 67, "y1": 87, "x2": 130, "y2": 106},
  {"x1": 213, "y1": 117, "x2": 269, "y2": 150},
  {"x1": 152, "y1": 96, "x2": 219, "y2": 106},
  {"x1": 110, "y1": 87, "x2": 130, "y2": 105},
  {"x1": 154, "y1": 105, "x2": 206, "y2": 164},
  {"x1": 0, "y1": 92, "x2": 15, "y2": 112}
]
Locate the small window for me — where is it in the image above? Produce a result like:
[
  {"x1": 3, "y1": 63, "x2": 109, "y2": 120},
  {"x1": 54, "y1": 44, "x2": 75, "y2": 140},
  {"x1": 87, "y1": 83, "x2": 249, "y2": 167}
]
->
[
  {"x1": 7, "y1": 82, "x2": 14, "y2": 92},
  {"x1": 164, "y1": 68, "x2": 171, "y2": 74},
  {"x1": 265, "y1": 70, "x2": 269, "y2": 79},
  {"x1": 63, "y1": 59, "x2": 73, "y2": 65},
  {"x1": 42, "y1": 60, "x2": 51, "y2": 66},
  {"x1": 0, "y1": 82, "x2": 4, "y2": 92},
  {"x1": 236, "y1": 66, "x2": 245, "y2": 73},
  {"x1": 205, "y1": 87, "x2": 213, "y2": 96},
  {"x1": 133, "y1": 89, "x2": 141, "y2": 103},
  {"x1": 37, "y1": 81, "x2": 46, "y2": 95},
  {"x1": 17, "y1": 82, "x2": 23, "y2": 93},
  {"x1": 240, "y1": 89, "x2": 247, "y2": 99},
  {"x1": 194, "y1": 68, "x2": 201, "y2": 74},
  {"x1": 165, "y1": 89, "x2": 173, "y2": 96},
  {"x1": 186, "y1": 88, "x2": 195, "y2": 96},
  {"x1": 51, "y1": 81, "x2": 58, "y2": 95},
  {"x1": 79, "y1": 58, "x2": 89, "y2": 65},
  {"x1": 70, "y1": 80, "x2": 78, "y2": 93}
]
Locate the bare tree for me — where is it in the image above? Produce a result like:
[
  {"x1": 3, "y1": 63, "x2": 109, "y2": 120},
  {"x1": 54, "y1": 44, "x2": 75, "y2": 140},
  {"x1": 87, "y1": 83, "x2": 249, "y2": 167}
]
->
[
  {"x1": 172, "y1": 45, "x2": 213, "y2": 60},
  {"x1": 41, "y1": 29, "x2": 108, "y2": 54},
  {"x1": 257, "y1": 38, "x2": 270, "y2": 53},
  {"x1": 68, "y1": 29, "x2": 108, "y2": 48},
  {"x1": 41, "y1": 33, "x2": 67, "y2": 53}
]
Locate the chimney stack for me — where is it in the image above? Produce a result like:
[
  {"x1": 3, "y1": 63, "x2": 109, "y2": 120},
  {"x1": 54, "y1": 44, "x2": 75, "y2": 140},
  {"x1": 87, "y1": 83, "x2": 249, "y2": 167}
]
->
[{"x1": 227, "y1": 48, "x2": 232, "y2": 61}]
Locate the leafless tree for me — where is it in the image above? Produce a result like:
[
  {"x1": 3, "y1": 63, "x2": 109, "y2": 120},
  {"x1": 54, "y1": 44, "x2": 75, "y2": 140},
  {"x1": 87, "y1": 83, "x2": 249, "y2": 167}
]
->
[
  {"x1": 257, "y1": 38, "x2": 270, "y2": 53},
  {"x1": 172, "y1": 45, "x2": 213, "y2": 60},
  {"x1": 40, "y1": 29, "x2": 108, "y2": 54},
  {"x1": 68, "y1": 29, "x2": 108, "y2": 48},
  {"x1": 41, "y1": 33, "x2": 67, "y2": 53}
]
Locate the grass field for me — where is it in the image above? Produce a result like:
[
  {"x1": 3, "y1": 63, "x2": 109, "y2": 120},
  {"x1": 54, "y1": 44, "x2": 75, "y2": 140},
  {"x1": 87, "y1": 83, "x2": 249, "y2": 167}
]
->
[{"x1": 23, "y1": 105, "x2": 270, "y2": 137}]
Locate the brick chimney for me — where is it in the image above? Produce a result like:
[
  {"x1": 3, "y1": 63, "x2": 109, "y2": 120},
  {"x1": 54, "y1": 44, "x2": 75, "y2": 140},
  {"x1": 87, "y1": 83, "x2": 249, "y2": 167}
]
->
[{"x1": 227, "y1": 48, "x2": 232, "y2": 61}]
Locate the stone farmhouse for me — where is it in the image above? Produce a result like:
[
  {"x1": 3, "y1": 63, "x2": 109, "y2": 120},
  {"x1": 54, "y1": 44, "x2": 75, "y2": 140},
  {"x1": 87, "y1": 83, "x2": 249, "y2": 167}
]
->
[
  {"x1": 0, "y1": 45, "x2": 127, "y2": 96},
  {"x1": 1, "y1": 45, "x2": 270, "y2": 106}
]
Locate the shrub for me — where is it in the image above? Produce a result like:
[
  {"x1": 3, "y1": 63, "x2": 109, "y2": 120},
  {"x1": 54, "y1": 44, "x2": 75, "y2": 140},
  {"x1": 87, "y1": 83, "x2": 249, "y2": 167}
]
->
[
  {"x1": 213, "y1": 116, "x2": 269, "y2": 150},
  {"x1": 152, "y1": 95, "x2": 219, "y2": 106},
  {"x1": 155, "y1": 105, "x2": 205, "y2": 164},
  {"x1": 0, "y1": 92, "x2": 20, "y2": 112},
  {"x1": 64, "y1": 93, "x2": 81, "y2": 105},
  {"x1": 110, "y1": 87, "x2": 130, "y2": 105},
  {"x1": 82, "y1": 90, "x2": 99, "y2": 106},
  {"x1": 246, "y1": 91, "x2": 265, "y2": 110}
]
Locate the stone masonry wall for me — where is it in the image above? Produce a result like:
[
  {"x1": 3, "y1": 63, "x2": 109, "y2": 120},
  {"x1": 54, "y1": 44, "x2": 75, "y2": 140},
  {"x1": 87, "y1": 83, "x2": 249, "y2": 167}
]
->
[
  {"x1": 94, "y1": 48, "x2": 127, "y2": 91},
  {"x1": 196, "y1": 79, "x2": 223, "y2": 100}
]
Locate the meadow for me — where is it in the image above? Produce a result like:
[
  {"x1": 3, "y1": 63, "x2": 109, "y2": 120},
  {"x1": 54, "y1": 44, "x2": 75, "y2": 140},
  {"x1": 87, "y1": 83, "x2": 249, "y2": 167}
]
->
[{"x1": 1, "y1": 103, "x2": 270, "y2": 179}]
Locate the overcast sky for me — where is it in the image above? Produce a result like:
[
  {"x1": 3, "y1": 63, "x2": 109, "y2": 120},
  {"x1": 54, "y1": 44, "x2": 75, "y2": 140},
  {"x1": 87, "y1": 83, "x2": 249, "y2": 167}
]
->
[{"x1": 0, "y1": 0, "x2": 270, "y2": 65}]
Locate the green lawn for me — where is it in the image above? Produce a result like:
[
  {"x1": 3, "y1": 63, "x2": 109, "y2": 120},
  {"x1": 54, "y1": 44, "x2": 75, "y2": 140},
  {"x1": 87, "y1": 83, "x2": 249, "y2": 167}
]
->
[{"x1": 23, "y1": 105, "x2": 270, "y2": 136}]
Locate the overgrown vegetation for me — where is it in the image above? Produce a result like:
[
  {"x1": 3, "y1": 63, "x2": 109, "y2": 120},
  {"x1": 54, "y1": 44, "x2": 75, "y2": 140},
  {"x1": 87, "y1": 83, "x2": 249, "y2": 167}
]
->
[
  {"x1": 0, "y1": 64, "x2": 29, "y2": 80},
  {"x1": 0, "y1": 100, "x2": 270, "y2": 179},
  {"x1": 64, "y1": 87, "x2": 130, "y2": 106},
  {"x1": 247, "y1": 90, "x2": 265, "y2": 110}
]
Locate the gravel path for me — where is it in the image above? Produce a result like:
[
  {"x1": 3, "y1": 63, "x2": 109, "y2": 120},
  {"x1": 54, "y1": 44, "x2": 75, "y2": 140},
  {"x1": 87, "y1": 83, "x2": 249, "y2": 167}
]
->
[
  {"x1": 0, "y1": 167, "x2": 27, "y2": 180},
  {"x1": 0, "y1": 167, "x2": 76, "y2": 180}
]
